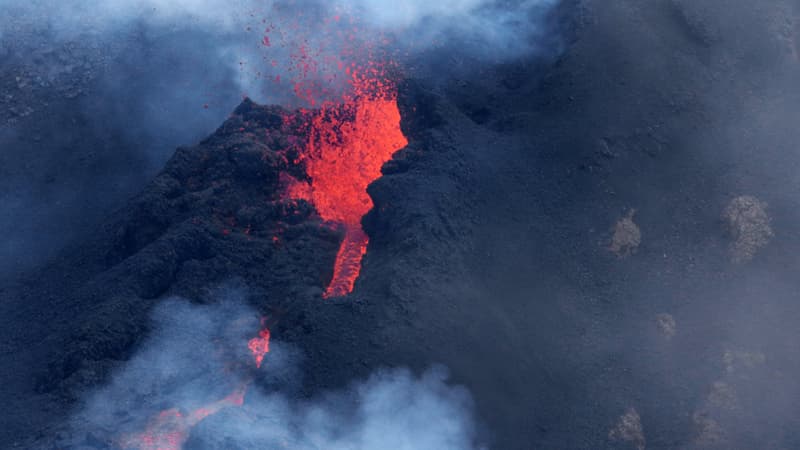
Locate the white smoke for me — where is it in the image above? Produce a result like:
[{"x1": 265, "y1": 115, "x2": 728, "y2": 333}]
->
[
  {"x1": 3, "y1": 0, "x2": 560, "y2": 106},
  {"x1": 64, "y1": 294, "x2": 482, "y2": 449},
  {"x1": 193, "y1": 367, "x2": 481, "y2": 449},
  {"x1": 341, "y1": 0, "x2": 560, "y2": 57},
  {"x1": 5, "y1": 0, "x2": 559, "y2": 58},
  {"x1": 347, "y1": 0, "x2": 487, "y2": 28}
]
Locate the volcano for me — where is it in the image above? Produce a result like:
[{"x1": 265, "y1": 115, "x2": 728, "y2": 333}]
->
[
  {"x1": 1, "y1": 83, "x2": 462, "y2": 449},
  {"x1": 4, "y1": 1, "x2": 800, "y2": 449}
]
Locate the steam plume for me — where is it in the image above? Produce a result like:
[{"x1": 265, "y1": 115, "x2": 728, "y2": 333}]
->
[
  {"x1": 6, "y1": 0, "x2": 559, "y2": 58},
  {"x1": 64, "y1": 294, "x2": 482, "y2": 449}
]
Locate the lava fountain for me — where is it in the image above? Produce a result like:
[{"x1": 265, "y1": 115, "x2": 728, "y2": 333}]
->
[
  {"x1": 284, "y1": 82, "x2": 407, "y2": 297},
  {"x1": 301, "y1": 69, "x2": 407, "y2": 298},
  {"x1": 263, "y1": 11, "x2": 408, "y2": 298}
]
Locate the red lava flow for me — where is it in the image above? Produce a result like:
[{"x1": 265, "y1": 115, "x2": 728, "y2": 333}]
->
[
  {"x1": 304, "y1": 76, "x2": 406, "y2": 297},
  {"x1": 286, "y1": 66, "x2": 408, "y2": 298},
  {"x1": 261, "y1": 11, "x2": 408, "y2": 298}
]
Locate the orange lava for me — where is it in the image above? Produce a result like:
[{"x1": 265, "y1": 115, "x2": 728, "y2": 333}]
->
[
  {"x1": 304, "y1": 86, "x2": 406, "y2": 227},
  {"x1": 294, "y1": 70, "x2": 407, "y2": 298},
  {"x1": 325, "y1": 227, "x2": 369, "y2": 297},
  {"x1": 248, "y1": 327, "x2": 271, "y2": 369},
  {"x1": 257, "y1": 10, "x2": 407, "y2": 297},
  {"x1": 123, "y1": 10, "x2": 406, "y2": 450}
]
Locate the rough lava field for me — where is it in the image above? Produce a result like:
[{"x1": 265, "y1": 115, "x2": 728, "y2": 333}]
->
[{"x1": 3, "y1": 1, "x2": 800, "y2": 449}]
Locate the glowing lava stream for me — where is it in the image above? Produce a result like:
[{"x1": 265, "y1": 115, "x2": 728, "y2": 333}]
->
[
  {"x1": 325, "y1": 227, "x2": 369, "y2": 297},
  {"x1": 121, "y1": 327, "x2": 270, "y2": 450},
  {"x1": 296, "y1": 82, "x2": 408, "y2": 298}
]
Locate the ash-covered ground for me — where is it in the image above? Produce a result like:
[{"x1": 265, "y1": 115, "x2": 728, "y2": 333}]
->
[{"x1": 3, "y1": 1, "x2": 800, "y2": 449}]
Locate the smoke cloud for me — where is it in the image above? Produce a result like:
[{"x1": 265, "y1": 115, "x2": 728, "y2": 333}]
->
[
  {"x1": 64, "y1": 294, "x2": 482, "y2": 449},
  {"x1": 6, "y1": 0, "x2": 561, "y2": 101},
  {"x1": 7, "y1": 0, "x2": 558, "y2": 60}
]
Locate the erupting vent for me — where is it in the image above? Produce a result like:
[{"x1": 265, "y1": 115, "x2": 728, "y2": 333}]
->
[
  {"x1": 260, "y1": 12, "x2": 408, "y2": 298},
  {"x1": 299, "y1": 71, "x2": 407, "y2": 297},
  {"x1": 281, "y1": 64, "x2": 408, "y2": 297}
]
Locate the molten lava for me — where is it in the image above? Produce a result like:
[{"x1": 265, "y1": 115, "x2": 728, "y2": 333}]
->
[
  {"x1": 290, "y1": 69, "x2": 407, "y2": 298},
  {"x1": 248, "y1": 327, "x2": 271, "y2": 369},
  {"x1": 325, "y1": 227, "x2": 369, "y2": 297},
  {"x1": 254, "y1": 11, "x2": 408, "y2": 297}
]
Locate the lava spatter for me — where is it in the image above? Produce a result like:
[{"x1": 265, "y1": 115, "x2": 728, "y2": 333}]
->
[
  {"x1": 248, "y1": 327, "x2": 271, "y2": 369},
  {"x1": 285, "y1": 67, "x2": 407, "y2": 298},
  {"x1": 261, "y1": 14, "x2": 408, "y2": 298},
  {"x1": 307, "y1": 83, "x2": 406, "y2": 297}
]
